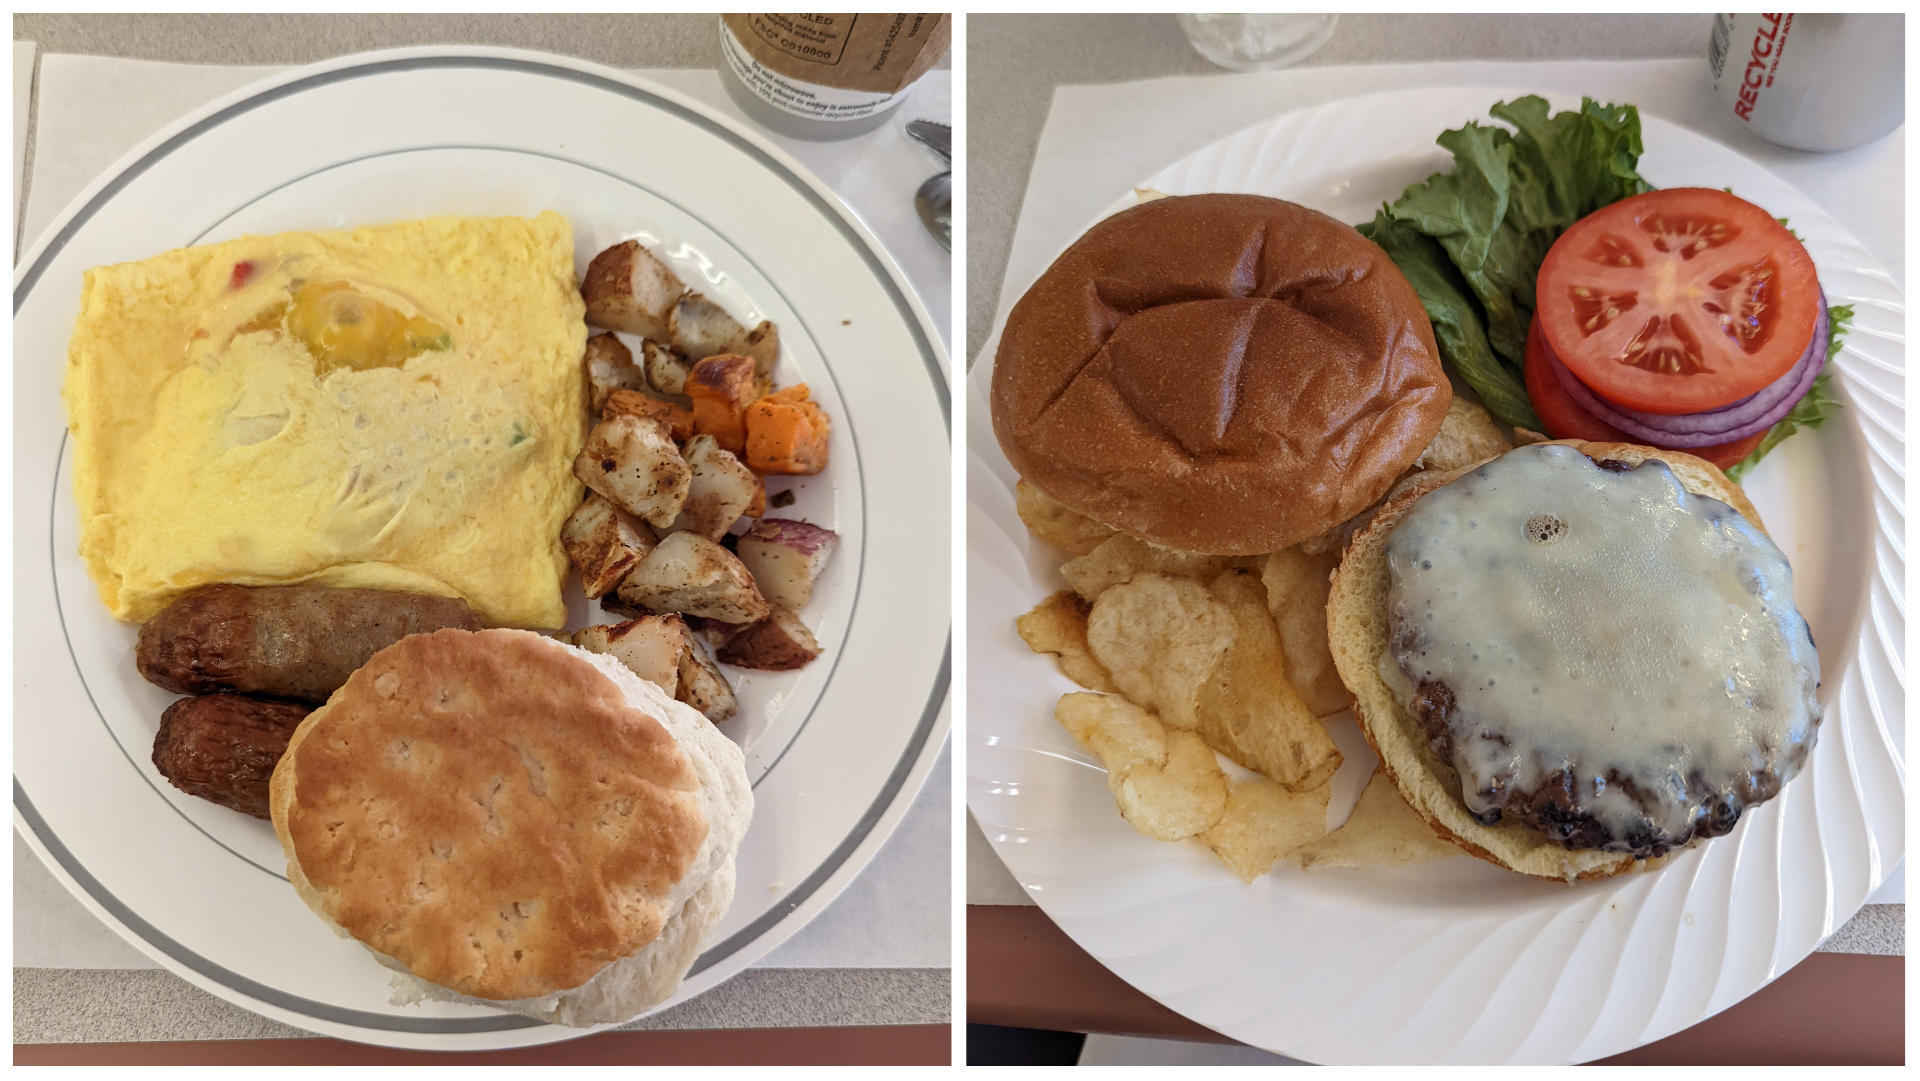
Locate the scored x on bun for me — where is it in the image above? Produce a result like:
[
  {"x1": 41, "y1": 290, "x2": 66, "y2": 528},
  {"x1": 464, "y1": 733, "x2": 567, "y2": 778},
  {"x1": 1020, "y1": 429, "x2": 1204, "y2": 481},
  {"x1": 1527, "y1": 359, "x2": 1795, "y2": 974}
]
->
[
  {"x1": 269, "y1": 628, "x2": 751, "y2": 1026},
  {"x1": 991, "y1": 193, "x2": 1453, "y2": 555}
]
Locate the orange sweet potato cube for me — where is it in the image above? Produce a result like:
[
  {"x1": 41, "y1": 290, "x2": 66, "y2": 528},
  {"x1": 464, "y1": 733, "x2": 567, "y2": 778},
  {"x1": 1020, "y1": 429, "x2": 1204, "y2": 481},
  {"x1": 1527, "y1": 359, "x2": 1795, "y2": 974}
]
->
[
  {"x1": 685, "y1": 354, "x2": 757, "y2": 453},
  {"x1": 744, "y1": 384, "x2": 831, "y2": 475}
]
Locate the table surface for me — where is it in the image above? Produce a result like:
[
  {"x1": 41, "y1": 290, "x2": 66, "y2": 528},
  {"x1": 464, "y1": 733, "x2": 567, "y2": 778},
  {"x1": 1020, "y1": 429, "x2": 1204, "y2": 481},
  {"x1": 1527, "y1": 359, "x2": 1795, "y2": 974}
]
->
[
  {"x1": 965, "y1": 11, "x2": 1902, "y2": 1064},
  {"x1": 13, "y1": 12, "x2": 952, "y2": 1052}
]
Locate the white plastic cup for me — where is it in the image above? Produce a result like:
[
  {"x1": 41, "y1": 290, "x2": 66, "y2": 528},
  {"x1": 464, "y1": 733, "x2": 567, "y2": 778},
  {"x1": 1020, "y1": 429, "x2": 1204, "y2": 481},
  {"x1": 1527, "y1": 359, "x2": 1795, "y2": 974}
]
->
[
  {"x1": 1178, "y1": 14, "x2": 1339, "y2": 73},
  {"x1": 1708, "y1": 13, "x2": 1904, "y2": 153}
]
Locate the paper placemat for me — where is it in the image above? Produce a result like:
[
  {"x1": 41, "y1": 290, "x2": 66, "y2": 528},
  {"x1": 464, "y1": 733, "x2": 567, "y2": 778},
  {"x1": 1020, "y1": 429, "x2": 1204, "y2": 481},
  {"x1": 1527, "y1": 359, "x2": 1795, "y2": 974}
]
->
[
  {"x1": 15, "y1": 52, "x2": 951, "y2": 973},
  {"x1": 970, "y1": 58, "x2": 1903, "y2": 918},
  {"x1": 13, "y1": 41, "x2": 34, "y2": 231}
]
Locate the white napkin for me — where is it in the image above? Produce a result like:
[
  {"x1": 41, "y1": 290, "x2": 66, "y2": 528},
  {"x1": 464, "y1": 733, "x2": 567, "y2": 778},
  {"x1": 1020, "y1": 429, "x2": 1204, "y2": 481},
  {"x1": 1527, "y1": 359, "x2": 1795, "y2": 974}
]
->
[
  {"x1": 15, "y1": 52, "x2": 952, "y2": 971},
  {"x1": 973, "y1": 58, "x2": 1903, "y2": 910}
]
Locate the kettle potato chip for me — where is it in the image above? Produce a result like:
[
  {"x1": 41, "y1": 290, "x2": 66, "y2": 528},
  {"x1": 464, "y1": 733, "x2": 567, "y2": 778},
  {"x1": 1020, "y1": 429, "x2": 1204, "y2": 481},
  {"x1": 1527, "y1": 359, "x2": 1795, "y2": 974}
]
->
[
  {"x1": 1201, "y1": 776, "x2": 1331, "y2": 882},
  {"x1": 1062, "y1": 535, "x2": 1233, "y2": 604},
  {"x1": 1197, "y1": 569, "x2": 1342, "y2": 791},
  {"x1": 1017, "y1": 590, "x2": 1118, "y2": 693},
  {"x1": 1056, "y1": 692, "x2": 1227, "y2": 841},
  {"x1": 1085, "y1": 573, "x2": 1234, "y2": 731}
]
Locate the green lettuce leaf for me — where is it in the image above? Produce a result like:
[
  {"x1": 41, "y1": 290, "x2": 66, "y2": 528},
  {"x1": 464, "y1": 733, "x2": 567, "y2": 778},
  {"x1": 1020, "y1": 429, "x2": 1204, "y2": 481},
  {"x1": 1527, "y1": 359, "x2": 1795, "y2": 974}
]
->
[
  {"x1": 1362, "y1": 96, "x2": 1651, "y2": 428},
  {"x1": 1358, "y1": 207, "x2": 1540, "y2": 431},
  {"x1": 1723, "y1": 304, "x2": 1852, "y2": 482}
]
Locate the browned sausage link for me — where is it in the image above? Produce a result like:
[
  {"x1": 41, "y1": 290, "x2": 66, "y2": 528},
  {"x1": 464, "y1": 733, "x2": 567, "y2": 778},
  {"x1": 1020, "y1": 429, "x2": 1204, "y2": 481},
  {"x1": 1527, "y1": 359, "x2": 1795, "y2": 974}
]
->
[
  {"x1": 152, "y1": 694, "x2": 313, "y2": 819},
  {"x1": 136, "y1": 584, "x2": 483, "y2": 703}
]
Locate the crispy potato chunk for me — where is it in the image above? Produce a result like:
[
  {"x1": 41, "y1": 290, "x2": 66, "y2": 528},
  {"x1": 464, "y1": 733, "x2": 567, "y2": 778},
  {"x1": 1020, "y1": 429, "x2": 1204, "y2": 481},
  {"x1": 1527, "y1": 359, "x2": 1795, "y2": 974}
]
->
[
  {"x1": 616, "y1": 531, "x2": 770, "y2": 624},
  {"x1": 584, "y1": 333, "x2": 648, "y2": 416},
  {"x1": 582, "y1": 240, "x2": 684, "y2": 340},
  {"x1": 1062, "y1": 534, "x2": 1232, "y2": 604},
  {"x1": 572, "y1": 615, "x2": 687, "y2": 697},
  {"x1": 1292, "y1": 769, "x2": 1462, "y2": 872},
  {"x1": 669, "y1": 292, "x2": 746, "y2": 360},
  {"x1": 1085, "y1": 573, "x2": 1233, "y2": 732},
  {"x1": 560, "y1": 491, "x2": 658, "y2": 600},
  {"x1": 722, "y1": 319, "x2": 780, "y2": 378},
  {"x1": 1195, "y1": 569, "x2": 1342, "y2": 792},
  {"x1": 1260, "y1": 545, "x2": 1349, "y2": 718},
  {"x1": 603, "y1": 388, "x2": 694, "y2": 442},
  {"x1": 677, "y1": 634, "x2": 738, "y2": 722},
  {"x1": 1013, "y1": 480, "x2": 1115, "y2": 555},
  {"x1": 1414, "y1": 396, "x2": 1511, "y2": 473},
  {"x1": 672, "y1": 435, "x2": 763, "y2": 540},
  {"x1": 1016, "y1": 591, "x2": 1118, "y2": 693},
  {"x1": 1201, "y1": 777, "x2": 1331, "y2": 882},
  {"x1": 1056, "y1": 692, "x2": 1227, "y2": 841},
  {"x1": 716, "y1": 607, "x2": 821, "y2": 671},
  {"x1": 573, "y1": 414, "x2": 690, "y2": 530},
  {"x1": 735, "y1": 518, "x2": 837, "y2": 610},
  {"x1": 642, "y1": 339, "x2": 694, "y2": 398}
]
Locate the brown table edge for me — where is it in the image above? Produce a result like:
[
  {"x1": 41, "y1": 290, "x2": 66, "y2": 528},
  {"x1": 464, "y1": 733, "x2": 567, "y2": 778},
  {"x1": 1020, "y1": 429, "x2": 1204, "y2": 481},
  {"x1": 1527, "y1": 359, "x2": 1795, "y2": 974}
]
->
[
  {"x1": 14, "y1": 1023, "x2": 952, "y2": 1066},
  {"x1": 968, "y1": 904, "x2": 1904, "y2": 1065}
]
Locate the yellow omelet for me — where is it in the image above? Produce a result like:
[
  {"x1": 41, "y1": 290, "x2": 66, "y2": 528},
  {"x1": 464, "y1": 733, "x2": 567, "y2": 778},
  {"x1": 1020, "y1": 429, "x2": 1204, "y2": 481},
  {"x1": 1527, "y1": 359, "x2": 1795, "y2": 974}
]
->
[{"x1": 64, "y1": 212, "x2": 589, "y2": 629}]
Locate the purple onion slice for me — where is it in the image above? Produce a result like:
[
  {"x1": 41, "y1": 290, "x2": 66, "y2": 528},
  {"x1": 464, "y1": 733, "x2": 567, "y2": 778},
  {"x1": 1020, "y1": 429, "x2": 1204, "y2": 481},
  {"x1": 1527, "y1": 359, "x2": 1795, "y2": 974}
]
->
[{"x1": 1544, "y1": 292, "x2": 1828, "y2": 447}]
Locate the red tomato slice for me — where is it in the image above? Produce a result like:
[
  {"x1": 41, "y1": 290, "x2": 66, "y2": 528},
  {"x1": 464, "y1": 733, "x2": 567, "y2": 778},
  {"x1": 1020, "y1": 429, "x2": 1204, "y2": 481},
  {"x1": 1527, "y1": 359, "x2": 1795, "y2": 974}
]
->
[
  {"x1": 1536, "y1": 188, "x2": 1818, "y2": 415},
  {"x1": 1524, "y1": 313, "x2": 1631, "y2": 442},
  {"x1": 1524, "y1": 313, "x2": 1769, "y2": 471}
]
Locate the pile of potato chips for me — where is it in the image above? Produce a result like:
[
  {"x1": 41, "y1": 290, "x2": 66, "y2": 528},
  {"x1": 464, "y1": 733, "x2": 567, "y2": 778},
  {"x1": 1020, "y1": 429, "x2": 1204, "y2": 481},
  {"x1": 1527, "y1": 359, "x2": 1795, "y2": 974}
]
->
[{"x1": 1014, "y1": 398, "x2": 1511, "y2": 881}]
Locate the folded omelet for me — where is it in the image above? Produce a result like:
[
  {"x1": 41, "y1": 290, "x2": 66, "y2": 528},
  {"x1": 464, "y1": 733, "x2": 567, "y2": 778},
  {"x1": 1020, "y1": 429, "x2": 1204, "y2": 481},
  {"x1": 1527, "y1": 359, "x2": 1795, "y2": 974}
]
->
[{"x1": 65, "y1": 213, "x2": 588, "y2": 628}]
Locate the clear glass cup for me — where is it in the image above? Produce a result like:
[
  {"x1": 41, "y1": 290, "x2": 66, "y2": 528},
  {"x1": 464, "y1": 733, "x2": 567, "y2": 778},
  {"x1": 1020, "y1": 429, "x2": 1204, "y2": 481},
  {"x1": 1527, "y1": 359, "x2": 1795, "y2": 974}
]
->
[{"x1": 1178, "y1": 13, "x2": 1339, "y2": 72}]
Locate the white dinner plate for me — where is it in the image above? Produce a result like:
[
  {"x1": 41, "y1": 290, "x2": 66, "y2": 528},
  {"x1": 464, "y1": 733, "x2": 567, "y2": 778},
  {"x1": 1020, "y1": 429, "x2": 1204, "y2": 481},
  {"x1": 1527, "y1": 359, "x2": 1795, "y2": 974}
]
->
[
  {"x1": 15, "y1": 47, "x2": 950, "y2": 1050},
  {"x1": 967, "y1": 86, "x2": 1902, "y2": 1065}
]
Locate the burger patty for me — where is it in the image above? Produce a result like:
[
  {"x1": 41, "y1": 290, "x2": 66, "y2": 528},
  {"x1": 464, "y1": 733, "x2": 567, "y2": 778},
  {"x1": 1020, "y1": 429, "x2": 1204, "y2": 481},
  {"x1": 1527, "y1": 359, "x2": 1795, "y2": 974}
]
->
[
  {"x1": 1402, "y1": 671, "x2": 1789, "y2": 858},
  {"x1": 1379, "y1": 444, "x2": 1822, "y2": 862}
]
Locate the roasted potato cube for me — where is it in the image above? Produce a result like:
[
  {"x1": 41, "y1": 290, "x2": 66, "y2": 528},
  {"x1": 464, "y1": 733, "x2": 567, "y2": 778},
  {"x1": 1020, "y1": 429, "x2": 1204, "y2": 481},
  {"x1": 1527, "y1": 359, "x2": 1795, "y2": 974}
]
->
[
  {"x1": 572, "y1": 414, "x2": 690, "y2": 530},
  {"x1": 584, "y1": 333, "x2": 648, "y2": 416},
  {"x1": 572, "y1": 615, "x2": 688, "y2": 697},
  {"x1": 561, "y1": 491, "x2": 658, "y2": 600},
  {"x1": 683, "y1": 614, "x2": 750, "y2": 649},
  {"x1": 678, "y1": 636, "x2": 739, "y2": 722},
  {"x1": 722, "y1": 319, "x2": 780, "y2": 378},
  {"x1": 642, "y1": 338, "x2": 694, "y2": 397},
  {"x1": 717, "y1": 607, "x2": 822, "y2": 671},
  {"x1": 743, "y1": 384, "x2": 830, "y2": 476},
  {"x1": 616, "y1": 530, "x2": 771, "y2": 624},
  {"x1": 685, "y1": 354, "x2": 758, "y2": 454},
  {"x1": 734, "y1": 518, "x2": 838, "y2": 611},
  {"x1": 603, "y1": 388, "x2": 694, "y2": 442},
  {"x1": 583, "y1": 240, "x2": 684, "y2": 340},
  {"x1": 670, "y1": 292, "x2": 747, "y2": 360},
  {"x1": 672, "y1": 435, "x2": 764, "y2": 540}
]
